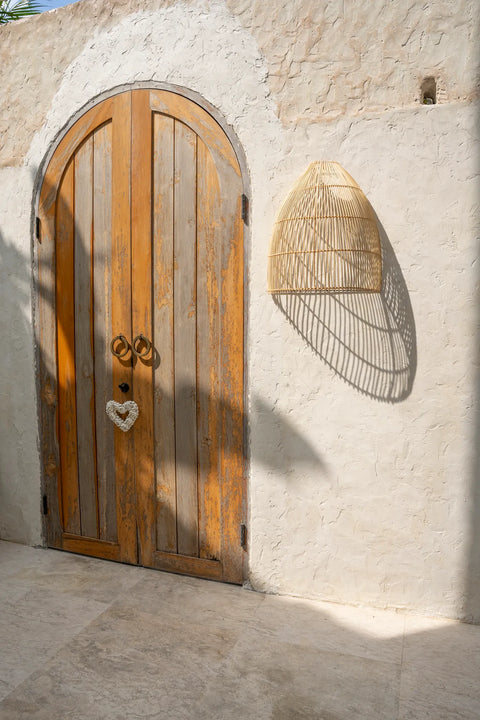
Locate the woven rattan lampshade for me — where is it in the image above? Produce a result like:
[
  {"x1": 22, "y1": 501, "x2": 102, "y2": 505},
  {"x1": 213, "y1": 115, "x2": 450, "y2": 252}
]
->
[{"x1": 268, "y1": 162, "x2": 382, "y2": 293}]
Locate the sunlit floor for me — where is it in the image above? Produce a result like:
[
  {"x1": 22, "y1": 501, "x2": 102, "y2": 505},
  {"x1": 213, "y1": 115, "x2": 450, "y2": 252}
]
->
[{"x1": 0, "y1": 540, "x2": 479, "y2": 719}]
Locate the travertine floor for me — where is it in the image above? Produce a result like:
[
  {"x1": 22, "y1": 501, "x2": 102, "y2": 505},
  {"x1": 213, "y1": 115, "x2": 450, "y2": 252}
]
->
[{"x1": 1, "y1": 540, "x2": 479, "y2": 719}]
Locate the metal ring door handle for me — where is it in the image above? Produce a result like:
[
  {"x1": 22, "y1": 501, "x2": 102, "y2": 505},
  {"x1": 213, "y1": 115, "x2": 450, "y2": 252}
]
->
[
  {"x1": 132, "y1": 334, "x2": 152, "y2": 358},
  {"x1": 110, "y1": 334, "x2": 131, "y2": 358}
]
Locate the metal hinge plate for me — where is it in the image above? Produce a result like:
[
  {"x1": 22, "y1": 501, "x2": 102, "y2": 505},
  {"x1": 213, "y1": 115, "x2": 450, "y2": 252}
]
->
[
  {"x1": 36, "y1": 217, "x2": 41, "y2": 242},
  {"x1": 42, "y1": 495, "x2": 48, "y2": 515},
  {"x1": 240, "y1": 523, "x2": 247, "y2": 549},
  {"x1": 241, "y1": 194, "x2": 249, "y2": 224}
]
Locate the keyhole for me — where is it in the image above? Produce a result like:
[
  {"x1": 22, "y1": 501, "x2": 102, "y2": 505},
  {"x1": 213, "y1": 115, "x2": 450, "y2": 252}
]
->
[{"x1": 118, "y1": 383, "x2": 130, "y2": 393}]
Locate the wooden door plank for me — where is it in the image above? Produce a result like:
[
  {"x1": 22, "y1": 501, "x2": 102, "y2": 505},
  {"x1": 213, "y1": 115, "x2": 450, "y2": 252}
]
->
[
  {"x1": 219, "y1": 184, "x2": 245, "y2": 583},
  {"x1": 131, "y1": 89, "x2": 155, "y2": 566},
  {"x1": 93, "y1": 123, "x2": 117, "y2": 542},
  {"x1": 40, "y1": 98, "x2": 117, "y2": 220},
  {"x1": 149, "y1": 91, "x2": 239, "y2": 174},
  {"x1": 74, "y1": 136, "x2": 98, "y2": 539},
  {"x1": 62, "y1": 534, "x2": 121, "y2": 561},
  {"x1": 196, "y1": 139, "x2": 221, "y2": 561},
  {"x1": 152, "y1": 112, "x2": 177, "y2": 554},
  {"x1": 174, "y1": 120, "x2": 199, "y2": 557},
  {"x1": 151, "y1": 550, "x2": 222, "y2": 580},
  {"x1": 56, "y1": 159, "x2": 80, "y2": 535},
  {"x1": 37, "y1": 184, "x2": 62, "y2": 548},
  {"x1": 39, "y1": 101, "x2": 119, "y2": 551},
  {"x1": 40, "y1": 91, "x2": 136, "y2": 562},
  {"x1": 111, "y1": 90, "x2": 137, "y2": 565}
]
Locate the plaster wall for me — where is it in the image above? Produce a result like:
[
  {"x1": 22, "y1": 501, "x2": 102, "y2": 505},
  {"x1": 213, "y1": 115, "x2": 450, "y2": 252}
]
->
[{"x1": 0, "y1": 0, "x2": 479, "y2": 620}]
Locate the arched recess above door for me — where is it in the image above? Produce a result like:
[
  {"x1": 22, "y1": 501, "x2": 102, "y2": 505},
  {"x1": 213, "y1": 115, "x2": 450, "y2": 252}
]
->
[{"x1": 35, "y1": 88, "x2": 247, "y2": 584}]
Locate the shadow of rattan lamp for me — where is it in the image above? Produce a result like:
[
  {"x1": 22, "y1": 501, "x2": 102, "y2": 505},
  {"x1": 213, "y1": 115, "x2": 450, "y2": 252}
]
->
[{"x1": 267, "y1": 162, "x2": 382, "y2": 293}]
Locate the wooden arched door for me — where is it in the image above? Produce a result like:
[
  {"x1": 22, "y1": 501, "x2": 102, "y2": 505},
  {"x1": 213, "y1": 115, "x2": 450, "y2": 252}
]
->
[{"x1": 37, "y1": 89, "x2": 245, "y2": 583}]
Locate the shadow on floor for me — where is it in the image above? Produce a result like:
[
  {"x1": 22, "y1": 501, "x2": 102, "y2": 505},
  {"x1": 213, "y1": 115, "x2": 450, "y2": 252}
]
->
[{"x1": 0, "y1": 541, "x2": 480, "y2": 720}]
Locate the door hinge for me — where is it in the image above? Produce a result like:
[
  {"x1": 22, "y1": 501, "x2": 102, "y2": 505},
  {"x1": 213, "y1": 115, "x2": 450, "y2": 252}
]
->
[
  {"x1": 36, "y1": 217, "x2": 41, "y2": 242},
  {"x1": 241, "y1": 194, "x2": 249, "y2": 225},
  {"x1": 240, "y1": 523, "x2": 247, "y2": 549},
  {"x1": 42, "y1": 495, "x2": 48, "y2": 515}
]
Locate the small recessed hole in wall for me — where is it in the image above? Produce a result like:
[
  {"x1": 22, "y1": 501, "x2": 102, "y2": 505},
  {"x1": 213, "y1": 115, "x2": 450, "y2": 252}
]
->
[{"x1": 421, "y1": 77, "x2": 437, "y2": 105}]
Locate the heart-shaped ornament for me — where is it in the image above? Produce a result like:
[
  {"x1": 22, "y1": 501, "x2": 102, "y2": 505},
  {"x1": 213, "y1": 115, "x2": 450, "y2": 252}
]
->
[{"x1": 106, "y1": 400, "x2": 139, "y2": 432}]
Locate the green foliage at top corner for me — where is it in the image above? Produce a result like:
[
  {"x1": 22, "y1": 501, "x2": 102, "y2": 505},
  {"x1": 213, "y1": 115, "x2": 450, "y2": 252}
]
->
[{"x1": 0, "y1": 0, "x2": 45, "y2": 24}]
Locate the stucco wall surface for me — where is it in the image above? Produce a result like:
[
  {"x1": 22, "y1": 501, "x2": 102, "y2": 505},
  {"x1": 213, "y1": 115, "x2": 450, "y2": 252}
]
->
[
  {"x1": 0, "y1": 0, "x2": 479, "y2": 620},
  {"x1": 1, "y1": 0, "x2": 478, "y2": 166}
]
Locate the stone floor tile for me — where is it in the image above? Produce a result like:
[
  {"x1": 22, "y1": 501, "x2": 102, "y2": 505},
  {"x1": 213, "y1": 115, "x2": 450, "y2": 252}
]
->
[
  {"x1": 398, "y1": 615, "x2": 480, "y2": 718},
  {"x1": 112, "y1": 568, "x2": 265, "y2": 630},
  {"x1": 0, "y1": 659, "x2": 196, "y2": 720},
  {"x1": 198, "y1": 628, "x2": 401, "y2": 720},
  {"x1": 0, "y1": 577, "x2": 30, "y2": 605},
  {"x1": 251, "y1": 592, "x2": 405, "y2": 665},
  {"x1": 4, "y1": 547, "x2": 150, "y2": 605},
  {"x1": 0, "y1": 541, "x2": 53, "y2": 578},
  {"x1": 0, "y1": 606, "x2": 239, "y2": 720},
  {"x1": 398, "y1": 693, "x2": 480, "y2": 720},
  {"x1": 0, "y1": 680, "x2": 11, "y2": 705},
  {"x1": 72, "y1": 601, "x2": 243, "y2": 673},
  {"x1": 0, "y1": 585, "x2": 108, "y2": 691}
]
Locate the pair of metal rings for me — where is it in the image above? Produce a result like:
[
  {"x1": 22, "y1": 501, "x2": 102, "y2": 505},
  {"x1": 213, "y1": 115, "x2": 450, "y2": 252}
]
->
[{"x1": 110, "y1": 334, "x2": 152, "y2": 359}]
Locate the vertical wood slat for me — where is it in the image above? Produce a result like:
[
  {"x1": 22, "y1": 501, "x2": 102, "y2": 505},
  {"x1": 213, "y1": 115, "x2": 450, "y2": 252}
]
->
[
  {"x1": 174, "y1": 120, "x2": 199, "y2": 557},
  {"x1": 74, "y1": 137, "x2": 98, "y2": 538},
  {"x1": 111, "y1": 90, "x2": 137, "y2": 564},
  {"x1": 196, "y1": 139, "x2": 221, "y2": 561},
  {"x1": 152, "y1": 112, "x2": 177, "y2": 554},
  {"x1": 56, "y1": 160, "x2": 80, "y2": 535},
  {"x1": 131, "y1": 90, "x2": 155, "y2": 566},
  {"x1": 38, "y1": 190, "x2": 63, "y2": 547},
  {"x1": 219, "y1": 186, "x2": 245, "y2": 583},
  {"x1": 93, "y1": 123, "x2": 117, "y2": 542}
]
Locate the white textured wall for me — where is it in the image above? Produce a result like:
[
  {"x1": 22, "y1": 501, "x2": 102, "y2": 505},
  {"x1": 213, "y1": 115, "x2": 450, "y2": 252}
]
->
[
  {"x1": 0, "y1": 168, "x2": 41, "y2": 544},
  {"x1": 0, "y1": 0, "x2": 478, "y2": 620}
]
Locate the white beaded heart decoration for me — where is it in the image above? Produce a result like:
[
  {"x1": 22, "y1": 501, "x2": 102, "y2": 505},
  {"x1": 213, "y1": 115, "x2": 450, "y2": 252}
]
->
[{"x1": 106, "y1": 400, "x2": 139, "y2": 432}]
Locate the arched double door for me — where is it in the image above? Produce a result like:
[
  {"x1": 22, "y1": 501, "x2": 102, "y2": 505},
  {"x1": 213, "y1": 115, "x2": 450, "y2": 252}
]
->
[{"x1": 37, "y1": 89, "x2": 245, "y2": 583}]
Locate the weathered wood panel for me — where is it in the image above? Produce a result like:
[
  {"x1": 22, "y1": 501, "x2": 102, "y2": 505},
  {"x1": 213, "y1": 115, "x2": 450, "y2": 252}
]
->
[
  {"x1": 74, "y1": 136, "x2": 98, "y2": 538},
  {"x1": 40, "y1": 98, "x2": 117, "y2": 221},
  {"x1": 41, "y1": 93, "x2": 138, "y2": 561},
  {"x1": 56, "y1": 159, "x2": 80, "y2": 535},
  {"x1": 131, "y1": 90, "x2": 155, "y2": 567},
  {"x1": 37, "y1": 174, "x2": 62, "y2": 548},
  {"x1": 151, "y1": 550, "x2": 222, "y2": 580},
  {"x1": 40, "y1": 108, "x2": 121, "y2": 549},
  {"x1": 174, "y1": 120, "x2": 199, "y2": 557},
  {"x1": 110, "y1": 91, "x2": 137, "y2": 564},
  {"x1": 62, "y1": 534, "x2": 121, "y2": 561},
  {"x1": 149, "y1": 91, "x2": 238, "y2": 174},
  {"x1": 196, "y1": 138, "x2": 221, "y2": 561},
  {"x1": 219, "y1": 187, "x2": 245, "y2": 583},
  {"x1": 152, "y1": 112, "x2": 177, "y2": 554},
  {"x1": 93, "y1": 123, "x2": 117, "y2": 542}
]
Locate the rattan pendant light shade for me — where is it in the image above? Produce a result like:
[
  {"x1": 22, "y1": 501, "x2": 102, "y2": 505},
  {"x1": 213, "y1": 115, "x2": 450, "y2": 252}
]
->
[{"x1": 268, "y1": 162, "x2": 382, "y2": 293}]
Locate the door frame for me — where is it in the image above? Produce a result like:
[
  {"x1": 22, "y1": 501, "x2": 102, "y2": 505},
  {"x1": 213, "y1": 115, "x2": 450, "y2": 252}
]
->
[{"x1": 32, "y1": 82, "x2": 250, "y2": 581}]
